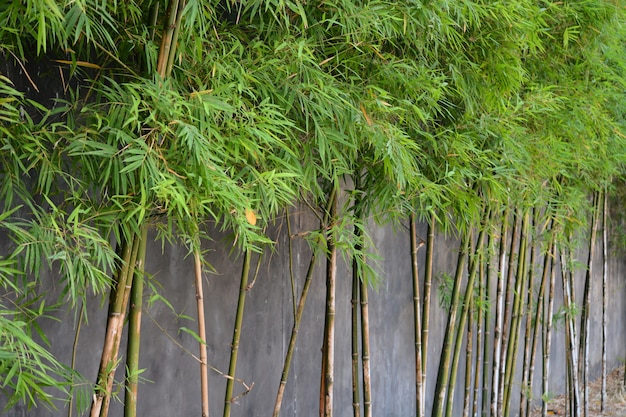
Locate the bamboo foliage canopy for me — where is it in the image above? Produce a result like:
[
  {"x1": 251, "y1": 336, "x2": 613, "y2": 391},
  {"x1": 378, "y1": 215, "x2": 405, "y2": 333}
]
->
[{"x1": 1, "y1": 0, "x2": 626, "y2": 411}]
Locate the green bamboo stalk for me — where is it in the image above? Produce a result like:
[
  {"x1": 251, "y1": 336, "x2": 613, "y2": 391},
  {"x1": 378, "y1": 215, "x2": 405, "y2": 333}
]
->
[
  {"x1": 463, "y1": 305, "x2": 474, "y2": 417},
  {"x1": 90, "y1": 234, "x2": 136, "y2": 417},
  {"x1": 601, "y1": 190, "x2": 607, "y2": 411},
  {"x1": 579, "y1": 193, "x2": 600, "y2": 417},
  {"x1": 525, "y1": 220, "x2": 554, "y2": 417},
  {"x1": 491, "y1": 208, "x2": 509, "y2": 417},
  {"x1": 444, "y1": 207, "x2": 489, "y2": 417},
  {"x1": 482, "y1": 224, "x2": 494, "y2": 417},
  {"x1": 359, "y1": 273, "x2": 372, "y2": 417},
  {"x1": 560, "y1": 247, "x2": 580, "y2": 417},
  {"x1": 520, "y1": 211, "x2": 538, "y2": 417},
  {"x1": 498, "y1": 211, "x2": 519, "y2": 414},
  {"x1": 432, "y1": 231, "x2": 470, "y2": 417},
  {"x1": 223, "y1": 249, "x2": 252, "y2": 417},
  {"x1": 156, "y1": 0, "x2": 180, "y2": 77},
  {"x1": 68, "y1": 301, "x2": 86, "y2": 417},
  {"x1": 124, "y1": 225, "x2": 148, "y2": 417},
  {"x1": 503, "y1": 211, "x2": 530, "y2": 417},
  {"x1": 351, "y1": 260, "x2": 361, "y2": 417},
  {"x1": 165, "y1": 0, "x2": 187, "y2": 78},
  {"x1": 542, "y1": 234, "x2": 557, "y2": 417},
  {"x1": 194, "y1": 244, "x2": 210, "y2": 417},
  {"x1": 472, "y1": 246, "x2": 485, "y2": 417},
  {"x1": 320, "y1": 186, "x2": 339, "y2": 417},
  {"x1": 273, "y1": 199, "x2": 334, "y2": 417},
  {"x1": 101, "y1": 232, "x2": 142, "y2": 417},
  {"x1": 272, "y1": 249, "x2": 317, "y2": 416},
  {"x1": 410, "y1": 213, "x2": 424, "y2": 417},
  {"x1": 421, "y1": 212, "x2": 435, "y2": 417}
]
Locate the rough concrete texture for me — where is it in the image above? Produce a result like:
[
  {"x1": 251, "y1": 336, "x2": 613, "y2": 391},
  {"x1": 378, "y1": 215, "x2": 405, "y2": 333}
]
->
[{"x1": 2, "y1": 207, "x2": 626, "y2": 417}]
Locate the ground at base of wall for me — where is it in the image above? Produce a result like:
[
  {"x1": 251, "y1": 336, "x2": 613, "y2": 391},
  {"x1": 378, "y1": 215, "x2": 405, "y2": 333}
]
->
[{"x1": 530, "y1": 366, "x2": 626, "y2": 417}]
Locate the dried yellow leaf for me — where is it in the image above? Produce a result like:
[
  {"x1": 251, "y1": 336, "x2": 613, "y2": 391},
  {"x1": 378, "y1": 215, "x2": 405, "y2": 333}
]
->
[{"x1": 245, "y1": 208, "x2": 257, "y2": 226}]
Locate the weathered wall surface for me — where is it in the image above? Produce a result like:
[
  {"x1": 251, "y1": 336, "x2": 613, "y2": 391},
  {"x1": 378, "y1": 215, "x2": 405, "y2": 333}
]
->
[{"x1": 2, "y1": 208, "x2": 626, "y2": 417}]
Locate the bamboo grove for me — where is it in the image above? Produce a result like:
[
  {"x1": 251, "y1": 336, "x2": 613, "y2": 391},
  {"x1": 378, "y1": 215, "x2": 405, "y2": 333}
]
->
[{"x1": 1, "y1": 1, "x2": 626, "y2": 416}]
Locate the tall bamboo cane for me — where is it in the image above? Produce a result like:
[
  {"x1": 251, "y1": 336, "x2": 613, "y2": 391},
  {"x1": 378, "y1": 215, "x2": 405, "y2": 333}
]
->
[
  {"x1": 503, "y1": 211, "x2": 530, "y2": 417},
  {"x1": 444, "y1": 207, "x2": 489, "y2": 417},
  {"x1": 410, "y1": 214, "x2": 424, "y2": 417},
  {"x1": 359, "y1": 269, "x2": 372, "y2": 417},
  {"x1": 273, "y1": 199, "x2": 334, "y2": 417},
  {"x1": 124, "y1": 225, "x2": 149, "y2": 417},
  {"x1": 520, "y1": 211, "x2": 538, "y2": 417},
  {"x1": 320, "y1": 186, "x2": 339, "y2": 417},
  {"x1": 601, "y1": 190, "x2": 607, "y2": 411},
  {"x1": 351, "y1": 258, "x2": 361, "y2": 417},
  {"x1": 560, "y1": 247, "x2": 580, "y2": 417},
  {"x1": 472, "y1": 247, "x2": 486, "y2": 417},
  {"x1": 491, "y1": 208, "x2": 509, "y2": 417},
  {"x1": 431, "y1": 231, "x2": 470, "y2": 417},
  {"x1": 194, "y1": 245, "x2": 210, "y2": 417},
  {"x1": 498, "y1": 211, "x2": 519, "y2": 414},
  {"x1": 579, "y1": 193, "x2": 600, "y2": 417},
  {"x1": 421, "y1": 212, "x2": 435, "y2": 416},
  {"x1": 463, "y1": 305, "x2": 474, "y2": 417},
  {"x1": 90, "y1": 233, "x2": 139, "y2": 417},
  {"x1": 223, "y1": 250, "x2": 252, "y2": 417},
  {"x1": 482, "y1": 224, "x2": 495, "y2": 417},
  {"x1": 525, "y1": 220, "x2": 554, "y2": 417},
  {"x1": 542, "y1": 233, "x2": 557, "y2": 417}
]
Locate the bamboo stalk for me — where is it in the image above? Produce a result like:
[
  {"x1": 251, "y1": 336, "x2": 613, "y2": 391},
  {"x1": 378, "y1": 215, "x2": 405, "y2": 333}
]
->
[
  {"x1": 503, "y1": 211, "x2": 530, "y2": 417},
  {"x1": 272, "y1": 249, "x2": 317, "y2": 417},
  {"x1": 463, "y1": 305, "x2": 474, "y2": 417},
  {"x1": 90, "y1": 234, "x2": 136, "y2": 417},
  {"x1": 194, "y1": 245, "x2": 210, "y2": 417},
  {"x1": 351, "y1": 260, "x2": 361, "y2": 417},
  {"x1": 272, "y1": 198, "x2": 337, "y2": 417},
  {"x1": 526, "y1": 220, "x2": 554, "y2": 417},
  {"x1": 410, "y1": 214, "x2": 424, "y2": 417},
  {"x1": 124, "y1": 225, "x2": 148, "y2": 417},
  {"x1": 482, "y1": 224, "x2": 494, "y2": 417},
  {"x1": 273, "y1": 199, "x2": 334, "y2": 417},
  {"x1": 491, "y1": 208, "x2": 509, "y2": 417},
  {"x1": 579, "y1": 193, "x2": 600, "y2": 417},
  {"x1": 542, "y1": 234, "x2": 557, "y2": 417},
  {"x1": 69, "y1": 301, "x2": 86, "y2": 417},
  {"x1": 359, "y1": 275, "x2": 372, "y2": 417},
  {"x1": 100, "y1": 232, "x2": 142, "y2": 417},
  {"x1": 165, "y1": 0, "x2": 187, "y2": 78},
  {"x1": 601, "y1": 190, "x2": 608, "y2": 411},
  {"x1": 432, "y1": 231, "x2": 470, "y2": 417},
  {"x1": 560, "y1": 247, "x2": 580, "y2": 417},
  {"x1": 473, "y1": 246, "x2": 485, "y2": 417},
  {"x1": 223, "y1": 250, "x2": 252, "y2": 417},
  {"x1": 444, "y1": 207, "x2": 489, "y2": 417},
  {"x1": 421, "y1": 212, "x2": 435, "y2": 417},
  {"x1": 498, "y1": 211, "x2": 519, "y2": 415},
  {"x1": 520, "y1": 211, "x2": 538, "y2": 417},
  {"x1": 156, "y1": 0, "x2": 180, "y2": 77},
  {"x1": 320, "y1": 186, "x2": 339, "y2": 417}
]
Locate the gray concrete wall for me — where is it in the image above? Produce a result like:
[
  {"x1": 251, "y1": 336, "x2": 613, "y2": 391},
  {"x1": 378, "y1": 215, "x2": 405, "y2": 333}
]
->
[{"x1": 2, "y1": 205, "x2": 626, "y2": 417}]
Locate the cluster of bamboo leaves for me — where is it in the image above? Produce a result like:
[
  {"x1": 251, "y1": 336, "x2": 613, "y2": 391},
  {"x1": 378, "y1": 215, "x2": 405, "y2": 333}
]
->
[{"x1": 1, "y1": 0, "x2": 626, "y2": 415}]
